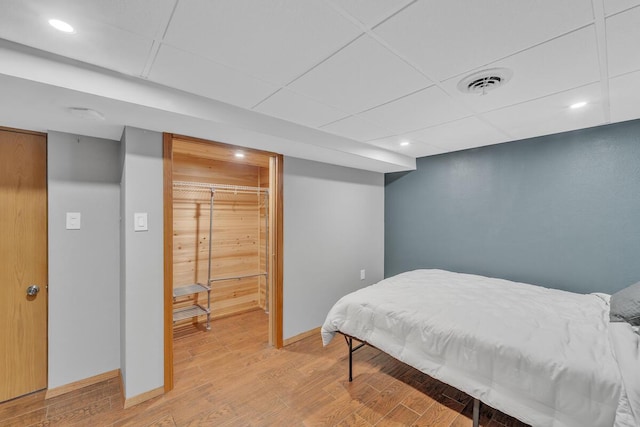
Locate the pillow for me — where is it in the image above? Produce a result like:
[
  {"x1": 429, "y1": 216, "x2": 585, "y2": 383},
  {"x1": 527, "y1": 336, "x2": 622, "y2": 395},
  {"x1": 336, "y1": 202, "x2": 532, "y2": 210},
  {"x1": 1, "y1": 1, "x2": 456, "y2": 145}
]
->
[{"x1": 610, "y1": 281, "x2": 640, "y2": 326}]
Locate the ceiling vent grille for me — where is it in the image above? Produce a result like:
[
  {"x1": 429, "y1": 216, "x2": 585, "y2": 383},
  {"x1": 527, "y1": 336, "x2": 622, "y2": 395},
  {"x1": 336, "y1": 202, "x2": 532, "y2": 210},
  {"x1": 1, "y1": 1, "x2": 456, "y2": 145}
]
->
[{"x1": 457, "y1": 68, "x2": 513, "y2": 95}]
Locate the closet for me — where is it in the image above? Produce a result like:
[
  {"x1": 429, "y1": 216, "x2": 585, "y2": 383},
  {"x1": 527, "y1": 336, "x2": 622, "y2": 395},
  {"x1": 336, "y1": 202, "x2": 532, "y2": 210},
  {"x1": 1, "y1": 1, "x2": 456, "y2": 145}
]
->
[{"x1": 165, "y1": 135, "x2": 281, "y2": 342}]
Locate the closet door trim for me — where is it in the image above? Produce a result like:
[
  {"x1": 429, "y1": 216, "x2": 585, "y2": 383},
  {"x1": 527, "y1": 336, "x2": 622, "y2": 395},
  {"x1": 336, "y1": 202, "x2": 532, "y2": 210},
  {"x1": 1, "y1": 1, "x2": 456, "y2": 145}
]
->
[
  {"x1": 163, "y1": 133, "x2": 174, "y2": 392},
  {"x1": 162, "y1": 134, "x2": 284, "y2": 392}
]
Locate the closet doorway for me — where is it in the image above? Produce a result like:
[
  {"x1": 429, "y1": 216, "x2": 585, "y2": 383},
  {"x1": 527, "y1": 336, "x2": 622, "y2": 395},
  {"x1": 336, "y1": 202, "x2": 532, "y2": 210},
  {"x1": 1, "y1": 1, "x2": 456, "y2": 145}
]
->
[{"x1": 163, "y1": 134, "x2": 283, "y2": 391}]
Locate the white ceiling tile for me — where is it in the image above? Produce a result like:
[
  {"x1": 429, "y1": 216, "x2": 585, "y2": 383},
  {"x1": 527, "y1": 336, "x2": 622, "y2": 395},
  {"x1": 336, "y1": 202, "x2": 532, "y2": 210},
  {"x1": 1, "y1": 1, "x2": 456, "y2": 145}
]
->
[
  {"x1": 401, "y1": 143, "x2": 451, "y2": 158},
  {"x1": 365, "y1": 134, "x2": 448, "y2": 157},
  {"x1": 0, "y1": 0, "x2": 157, "y2": 76},
  {"x1": 253, "y1": 88, "x2": 349, "y2": 128},
  {"x1": 604, "y1": 0, "x2": 640, "y2": 15},
  {"x1": 365, "y1": 135, "x2": 412, "y2": 149},
  {"x1": 365, "y1": 134, "x2": 414, "y2": 148},
  {"x1": 482, "y1": 83, "x2": 605, "y2": 140},
  {"x1": 442, "y1": 27, "x2": 600, "y2": 113},
  {"x1": 374, "y1": 0, "x2": 594, "y2": 81},
  {"x1": 321, "y1": 115, "x2": 394, "y2": 141},
  {"x1": 43, "y1": 0, "x2": 175, "y2": 38},
  {"x1": 164, "y1": 0, "x2": 361, "y2": 85},
  {"x1": 406, "y1": 117, "x2": 510, "y2": 152},
  {"x1": 149, "y1": 45, "x2": 278, "y2": 108},
  {"x1": 289, "y1": 35, "x2": 431, "y2": 113},
  {"x1": 359, "y1": 86, "x2": 470, "y2": 133},
  {"x1": 607, "y1": 7, "x2": 640, "y2": 77},
  {"x1": 329, "y1": 0, "x2": 414, "y2": 28},
  {"x1": 0, "y1": 0, "x2": 175, "y2": 38},
  {"x1": 609, "y1": 69, "x2": 640, "y2": 122}
]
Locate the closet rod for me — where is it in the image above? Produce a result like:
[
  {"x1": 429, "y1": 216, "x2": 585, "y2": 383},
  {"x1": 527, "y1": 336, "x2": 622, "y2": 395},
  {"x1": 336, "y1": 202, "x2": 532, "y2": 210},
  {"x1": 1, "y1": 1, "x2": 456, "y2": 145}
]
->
[
  {"x1": 173, "y1": 180, "x2": 268, "y2": 194},
  {"x1": 209, "y1": 272, "x2": 267, "y2": 282}
]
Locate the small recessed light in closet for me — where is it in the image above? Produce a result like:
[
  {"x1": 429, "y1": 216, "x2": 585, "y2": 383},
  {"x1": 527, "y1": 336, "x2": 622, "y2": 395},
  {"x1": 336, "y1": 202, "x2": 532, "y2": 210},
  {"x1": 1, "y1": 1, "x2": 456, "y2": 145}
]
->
[
  {"x1": 49, "y1": 19, "x2": 75, "y2": 33},
  {"x1": 570, "y1": 101, "x2": 587, "y2": 109},
  {"x1": 235, "y1": 152, "x2": 245, "y2": 158},
  {"x1": 400, "y1": 141, "x2": 410, "y2": 147}
]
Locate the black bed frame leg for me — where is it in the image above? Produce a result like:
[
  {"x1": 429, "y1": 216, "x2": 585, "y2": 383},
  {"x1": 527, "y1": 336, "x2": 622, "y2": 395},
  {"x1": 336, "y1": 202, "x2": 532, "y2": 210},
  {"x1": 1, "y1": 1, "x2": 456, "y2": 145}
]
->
[
  {"x1": 348, "y1": 336, "x2": 353, "y2": 382},
  {"x1": 343, "y1": 334, "x2": 364, "y2": 382},
  {"x1": 473, "y1": 398, "x2": 480, "y2": 427}
]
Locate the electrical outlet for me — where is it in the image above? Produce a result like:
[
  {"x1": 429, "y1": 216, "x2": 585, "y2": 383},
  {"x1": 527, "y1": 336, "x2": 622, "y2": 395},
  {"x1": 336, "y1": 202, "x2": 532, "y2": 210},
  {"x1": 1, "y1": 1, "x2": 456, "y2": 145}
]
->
[{"x1": 360, "y1": 269, "x2": 365, "y2": 280}]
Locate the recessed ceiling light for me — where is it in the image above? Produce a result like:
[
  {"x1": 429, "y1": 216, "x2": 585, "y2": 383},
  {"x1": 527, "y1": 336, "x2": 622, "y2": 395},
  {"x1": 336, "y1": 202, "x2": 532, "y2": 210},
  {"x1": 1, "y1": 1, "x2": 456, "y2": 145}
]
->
[
  {"x1": 49, "y1": 19, "x2": 75, "y2": 33},
  {"x1": 234, "y1": 152, "x2": 245, "y2": 158},
  {"x1": 570, "y1": 101, "x2": 587, "y2": 109},
  {"x1": 400, "y1": 141, "x2": 410, "y2": 146},
  {"x1": 68, "y1": 107, "x2": 105, "y2": 121}
]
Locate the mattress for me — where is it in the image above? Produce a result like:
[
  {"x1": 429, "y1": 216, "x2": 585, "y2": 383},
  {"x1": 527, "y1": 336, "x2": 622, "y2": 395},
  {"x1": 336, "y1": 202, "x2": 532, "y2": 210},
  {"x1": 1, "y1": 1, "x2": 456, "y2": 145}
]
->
[
  {"x1": 610, "y1": 322, "x2": 640, "y2": 427},
  {"x1": 321, "y1": 269, "x2": 634, "y2": 427}
]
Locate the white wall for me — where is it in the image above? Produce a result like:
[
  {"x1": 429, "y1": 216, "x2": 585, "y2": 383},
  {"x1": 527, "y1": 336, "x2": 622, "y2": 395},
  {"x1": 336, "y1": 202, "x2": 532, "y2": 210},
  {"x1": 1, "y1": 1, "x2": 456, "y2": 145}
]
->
[
  {"x1": 283, "y1": 157, "x2": 384, "y2": 339},
  {"x1": 47, "y1": 131, "x2": 120, "y2": 389},
  {"x1": 119, "y1": 127, "x2": 164, "y2": 398}
]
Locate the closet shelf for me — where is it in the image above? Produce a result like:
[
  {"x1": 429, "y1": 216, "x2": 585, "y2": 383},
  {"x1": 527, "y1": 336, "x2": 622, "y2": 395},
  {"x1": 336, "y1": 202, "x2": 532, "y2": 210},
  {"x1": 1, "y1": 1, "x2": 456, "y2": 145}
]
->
[
  {"x1": 173, "y1": 181, "x2": 269, "y2": 195},
  {"x1": 173, "y1": 283, "x2": 211, "y2": 298},
  {"x1": 173, "y1": 305, "x2": 210, "y2": 322},
  {"x1": 210, "y1": 272, "x2": 267, "y2": 282},
  {"x1": 172, "y1": 179, "x2": 214, "y2": 331}
]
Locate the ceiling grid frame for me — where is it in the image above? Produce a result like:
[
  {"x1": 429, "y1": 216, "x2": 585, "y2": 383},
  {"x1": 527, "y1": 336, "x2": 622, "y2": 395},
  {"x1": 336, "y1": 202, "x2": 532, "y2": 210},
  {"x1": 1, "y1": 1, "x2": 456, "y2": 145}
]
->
[
  {"x1": 591, "y1": 0, "x2": 612, "y2": 123},
  {"x1": 250, "y1": 34, "x2": 365, "y2": 110},
  {"x1": 325, "y1": 0, "x2": 514, "y2": 149},
  {"x1": 139, "y1": 0, "x2": 179, "y2": 79}
]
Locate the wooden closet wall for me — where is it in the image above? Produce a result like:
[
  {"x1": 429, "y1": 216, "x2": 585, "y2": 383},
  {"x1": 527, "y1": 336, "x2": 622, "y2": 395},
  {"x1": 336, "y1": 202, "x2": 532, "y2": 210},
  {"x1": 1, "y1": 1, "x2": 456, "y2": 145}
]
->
[{"x1": 171, "y1": 138, "x2": 271, "y2": 326}]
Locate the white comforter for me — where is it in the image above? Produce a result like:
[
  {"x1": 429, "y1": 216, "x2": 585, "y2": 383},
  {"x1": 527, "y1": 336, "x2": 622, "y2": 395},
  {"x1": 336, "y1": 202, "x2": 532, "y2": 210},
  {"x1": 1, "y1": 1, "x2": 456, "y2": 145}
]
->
[{"x1": 321, "y1": 269, "x2": 629, "y2": 427}]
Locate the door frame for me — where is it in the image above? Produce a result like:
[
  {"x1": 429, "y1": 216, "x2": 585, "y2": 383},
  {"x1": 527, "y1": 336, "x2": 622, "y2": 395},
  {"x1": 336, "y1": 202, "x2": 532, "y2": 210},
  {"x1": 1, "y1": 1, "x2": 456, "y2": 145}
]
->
[{"x1": 162, "y1": 133, "x2": 283, "y2": 392}]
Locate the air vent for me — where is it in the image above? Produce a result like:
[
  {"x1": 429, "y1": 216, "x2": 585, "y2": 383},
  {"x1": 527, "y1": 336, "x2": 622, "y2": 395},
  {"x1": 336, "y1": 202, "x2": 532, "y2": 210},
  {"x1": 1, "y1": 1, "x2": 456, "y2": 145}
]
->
[{"x1": 457, "y1": 68, "x2": 513, "y2": 95}]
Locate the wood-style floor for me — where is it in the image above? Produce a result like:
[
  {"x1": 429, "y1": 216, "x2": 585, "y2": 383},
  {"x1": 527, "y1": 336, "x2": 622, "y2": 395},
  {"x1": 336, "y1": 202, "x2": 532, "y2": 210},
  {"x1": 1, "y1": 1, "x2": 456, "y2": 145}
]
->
[{"x1": 0, "y1": 310, "x2": 529, "y2": 426}]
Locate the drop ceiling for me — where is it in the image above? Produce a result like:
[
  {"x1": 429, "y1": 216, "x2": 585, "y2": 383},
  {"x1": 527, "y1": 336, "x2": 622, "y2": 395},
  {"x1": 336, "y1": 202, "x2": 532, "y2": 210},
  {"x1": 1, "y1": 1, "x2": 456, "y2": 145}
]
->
[{"x1": 0, "y1": 0, "x2": 639, "y2": 173}]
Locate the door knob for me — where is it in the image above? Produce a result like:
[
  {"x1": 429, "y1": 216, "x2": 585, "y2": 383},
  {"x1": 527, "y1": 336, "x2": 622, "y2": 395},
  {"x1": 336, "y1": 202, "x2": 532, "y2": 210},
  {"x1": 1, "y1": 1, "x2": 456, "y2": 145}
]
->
[{"x1": 26, "y1": 285, "x2": 40, "y2": 296}]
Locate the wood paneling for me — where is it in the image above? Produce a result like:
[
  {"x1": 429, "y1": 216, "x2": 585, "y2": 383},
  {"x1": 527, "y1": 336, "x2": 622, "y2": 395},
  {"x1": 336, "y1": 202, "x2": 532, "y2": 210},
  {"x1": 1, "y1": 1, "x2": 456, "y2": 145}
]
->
[
  {"x1": 0, "y1": 129, "x2": 48, "y2": 402},
  {"x1": 173, "y1": 153, "x2": 261, "y2": 186},
  {"x1": 171, "y1": 138, "x2": 270, "y2": 326},
  {"x1": 258, "y1": 166, "x2": 269, "y2": 310},
  {"x1": 172, "y1": 136, "x2": 270, "y2": 168}
]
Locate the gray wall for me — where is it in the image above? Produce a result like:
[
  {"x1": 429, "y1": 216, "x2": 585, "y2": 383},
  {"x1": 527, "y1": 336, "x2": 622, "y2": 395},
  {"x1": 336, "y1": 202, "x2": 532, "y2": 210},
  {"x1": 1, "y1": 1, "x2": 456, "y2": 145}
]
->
[
  {"x1": 47, "y1": 131, "x2": 120, "y2": 388},
  {"x1": 45, "y1": 131, "x2": 384, "y2": 395},
  {"x1": 283, "y1": 157, "x2": 384, "y2": 338},
  {"x1": 385, "y1": 119, "x2": 640, "y2": 294},
  {"x1": 119, "y1": 127, "x2": 164, "y2": 397}
]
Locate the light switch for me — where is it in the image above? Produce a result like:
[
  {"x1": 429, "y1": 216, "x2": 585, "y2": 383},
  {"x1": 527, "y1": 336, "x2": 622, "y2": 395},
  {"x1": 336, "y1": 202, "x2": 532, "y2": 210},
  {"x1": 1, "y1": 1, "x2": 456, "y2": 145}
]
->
[
  {"x1": 66, "y1": 212, "x2": 81, "y2": 230},
  {"x1": 134, "y1": 212, "x2": 148, "y2": 232}
]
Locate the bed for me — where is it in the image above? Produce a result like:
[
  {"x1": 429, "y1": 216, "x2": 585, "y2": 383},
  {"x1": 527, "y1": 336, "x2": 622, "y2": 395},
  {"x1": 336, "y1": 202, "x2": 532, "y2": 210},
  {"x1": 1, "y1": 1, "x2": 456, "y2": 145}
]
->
[{"x1": 321, "y1": 269, "x2": 640, "y2": 427}]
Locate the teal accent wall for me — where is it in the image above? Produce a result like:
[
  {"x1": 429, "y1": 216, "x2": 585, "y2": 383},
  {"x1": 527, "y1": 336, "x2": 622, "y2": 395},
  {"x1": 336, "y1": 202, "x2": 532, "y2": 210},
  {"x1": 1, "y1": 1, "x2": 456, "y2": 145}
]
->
[{"x1": 385, "y1": 119, "x2": 640, "y2": 294}]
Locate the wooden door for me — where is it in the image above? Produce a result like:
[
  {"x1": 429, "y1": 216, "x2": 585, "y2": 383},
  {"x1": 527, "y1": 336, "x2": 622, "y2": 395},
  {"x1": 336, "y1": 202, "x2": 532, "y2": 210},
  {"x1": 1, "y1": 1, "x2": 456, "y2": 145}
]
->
[{"x1": 0, "y1": 128, "x2": 48, "y2": 402}]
